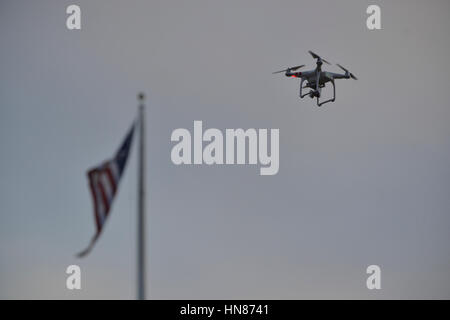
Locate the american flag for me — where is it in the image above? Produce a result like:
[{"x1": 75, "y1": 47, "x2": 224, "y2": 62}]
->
[{"x1": 77, "y1": 123, "x2": 135, "y2": 257}]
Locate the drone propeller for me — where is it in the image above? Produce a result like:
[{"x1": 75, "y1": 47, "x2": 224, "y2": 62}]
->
[
  {"x1": 272, "y1": 65, "x2": 305, "y2": 74},
  {"x1": 308, "y1": 50, "x2": 331, "y2": 65},
  {"x1": 336, "y1": 63, "x2": 358, "y2": 80}
]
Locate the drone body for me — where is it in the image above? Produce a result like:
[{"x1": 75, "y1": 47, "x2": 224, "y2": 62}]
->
[{"x1": 274, "y1": 51, "x2": 358, "y2": 107}]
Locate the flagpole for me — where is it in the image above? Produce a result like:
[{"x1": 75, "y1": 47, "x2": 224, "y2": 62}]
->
[{"x1": 137, "y1": 93, "x2": 146, "y2": 300}]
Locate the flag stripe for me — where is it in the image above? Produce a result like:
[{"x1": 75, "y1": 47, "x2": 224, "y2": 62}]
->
[
  {"x1": 93, "y1": 174, "x2": 106, "y2": 223},
  {"x1": 88, "y1": 170, "x2": 102, "y2": 233},
  {"x1": 105, "y1": 166, "x2": 117, "y2": 195},
  {"x1": 100, "y1": 170, "x2": 113, "y2": 202},
  {"x1": 97, "y1": 177, "x2": 110, "y2": 217}
]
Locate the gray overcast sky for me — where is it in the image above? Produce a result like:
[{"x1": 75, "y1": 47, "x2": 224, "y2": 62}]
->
[{"x1": 1, "y1": 0, "x2": 450, "y2": 299}]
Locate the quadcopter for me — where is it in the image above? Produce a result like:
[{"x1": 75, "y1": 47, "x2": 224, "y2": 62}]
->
[{"x1": 273, "y1": 51, "x2": 358, "y2": 107}]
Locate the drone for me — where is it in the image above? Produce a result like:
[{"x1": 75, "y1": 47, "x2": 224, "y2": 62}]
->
[{"x1": 273, "y1": 51, "x2": 358, "y2": 107}]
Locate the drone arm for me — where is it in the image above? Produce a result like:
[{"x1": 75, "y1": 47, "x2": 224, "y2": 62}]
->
[
  {"x1": 329, "y1": 72, "x2": 349, "y2": 80},
  {"x1": 287, "y1": 71, "x2": 302, "y2": 78}
]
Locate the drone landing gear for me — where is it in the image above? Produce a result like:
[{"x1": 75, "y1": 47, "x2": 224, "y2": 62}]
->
[
  {"x1": 316, "y1": 80, "x2": 335, "y2": 107},
  {"x1": 299, "y1": 79, "x2": 336, "y2": 107}
]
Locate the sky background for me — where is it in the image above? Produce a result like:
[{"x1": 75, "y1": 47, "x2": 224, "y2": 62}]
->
[{"x1": 1, "y1": 0, "x2": 450, "y2": 299}]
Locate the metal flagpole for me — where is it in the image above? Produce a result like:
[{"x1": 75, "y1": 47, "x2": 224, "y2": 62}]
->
[{"x1": 137, "y1": 93, "x2": 146, "y2": 300}]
